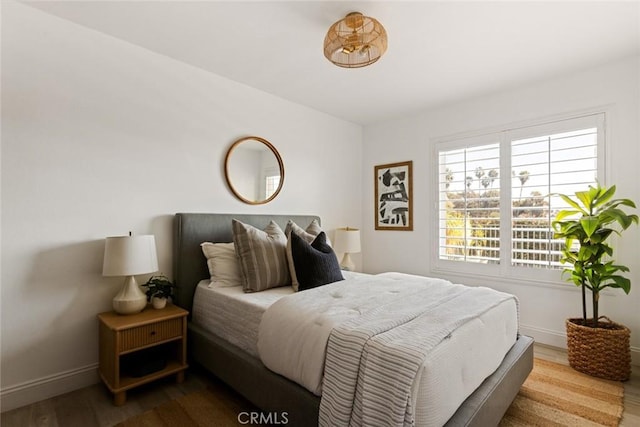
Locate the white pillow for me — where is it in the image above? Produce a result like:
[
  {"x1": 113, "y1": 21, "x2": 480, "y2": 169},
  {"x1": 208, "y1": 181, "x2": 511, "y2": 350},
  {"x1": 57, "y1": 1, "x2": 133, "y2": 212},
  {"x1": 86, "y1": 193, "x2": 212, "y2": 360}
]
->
[{"x1": 200, "y1": 242, "x2": 242, "y2": 288}]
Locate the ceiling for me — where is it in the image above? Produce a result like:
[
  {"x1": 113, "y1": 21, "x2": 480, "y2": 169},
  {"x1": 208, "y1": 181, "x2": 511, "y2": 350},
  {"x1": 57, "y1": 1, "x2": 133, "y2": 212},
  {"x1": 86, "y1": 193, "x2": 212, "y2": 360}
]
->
[{"x1": 25, "y1": 1, "x2": 640, "y2": 125}]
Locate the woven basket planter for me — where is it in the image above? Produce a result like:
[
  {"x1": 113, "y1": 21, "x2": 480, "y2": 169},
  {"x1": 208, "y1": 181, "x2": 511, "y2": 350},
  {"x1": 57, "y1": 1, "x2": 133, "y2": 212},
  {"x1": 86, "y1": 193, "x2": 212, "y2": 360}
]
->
[{"x1": 566, "y1": 316, "x2": 631, "y2": 381}]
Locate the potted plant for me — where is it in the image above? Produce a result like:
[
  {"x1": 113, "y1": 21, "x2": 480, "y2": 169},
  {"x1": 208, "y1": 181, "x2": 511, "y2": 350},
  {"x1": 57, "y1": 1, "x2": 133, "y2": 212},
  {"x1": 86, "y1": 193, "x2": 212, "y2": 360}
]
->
[
  {"x1": 143, "y1": 275, "x2": 175, "y2": 309},
  {"x1": 552, "y1": 183, "x2": 637, "y2": 381}
]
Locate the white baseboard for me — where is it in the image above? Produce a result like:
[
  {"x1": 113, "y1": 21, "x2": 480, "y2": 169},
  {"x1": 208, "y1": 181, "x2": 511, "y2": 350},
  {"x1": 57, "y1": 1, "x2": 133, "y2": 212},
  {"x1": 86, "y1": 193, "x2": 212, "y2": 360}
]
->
[
  {"x1": 2, "y1": 324, "x2": 638, "y2": 412},
  {"x1": 0, "y1": 363, "x2": 99, "y2": 412},
  {"x1": 521, "y1": 323, "x2": 640, "y2": 367},
  {"x1": 520, "y1": 323, "x2": 568, "y2": 349}
]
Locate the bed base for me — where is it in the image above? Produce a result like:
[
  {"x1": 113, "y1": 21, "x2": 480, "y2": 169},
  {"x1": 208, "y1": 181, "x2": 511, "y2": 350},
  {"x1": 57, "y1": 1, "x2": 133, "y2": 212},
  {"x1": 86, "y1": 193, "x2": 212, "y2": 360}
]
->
[
  {"x1": 189, "y1": 322, "x2": 320, "y2": 426},
  {"x1": 189, "y1": 321, "x2": 533, "y2": 427},
  {"x1": 173, "y1": 213, "x2": 534, "y2": 427}
]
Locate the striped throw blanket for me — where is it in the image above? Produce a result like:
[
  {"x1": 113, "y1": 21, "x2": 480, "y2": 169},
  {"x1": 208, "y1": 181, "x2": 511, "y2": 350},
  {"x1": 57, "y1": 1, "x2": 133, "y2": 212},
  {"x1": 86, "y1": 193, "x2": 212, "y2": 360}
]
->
[{"x1": 318, "y1": 276, "x2": 517, "y2": 427}]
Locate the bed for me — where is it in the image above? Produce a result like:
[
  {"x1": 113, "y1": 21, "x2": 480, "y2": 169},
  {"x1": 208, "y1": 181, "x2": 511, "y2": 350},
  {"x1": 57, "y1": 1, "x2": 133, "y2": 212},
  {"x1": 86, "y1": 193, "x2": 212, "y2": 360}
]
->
[{"x1": 172, "y1": 213, "x2": 534, "y2": 426}]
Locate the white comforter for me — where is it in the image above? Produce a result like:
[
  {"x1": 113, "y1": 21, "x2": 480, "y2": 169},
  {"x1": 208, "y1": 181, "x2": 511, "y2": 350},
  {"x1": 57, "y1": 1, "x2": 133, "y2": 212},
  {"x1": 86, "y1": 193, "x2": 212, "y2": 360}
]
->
[
  {"x1": 257, "y1": 271, "x2": 404, "y2": 395},
  {"x1": 257, "y1": 272, "x2": 518, "y2": 426}
]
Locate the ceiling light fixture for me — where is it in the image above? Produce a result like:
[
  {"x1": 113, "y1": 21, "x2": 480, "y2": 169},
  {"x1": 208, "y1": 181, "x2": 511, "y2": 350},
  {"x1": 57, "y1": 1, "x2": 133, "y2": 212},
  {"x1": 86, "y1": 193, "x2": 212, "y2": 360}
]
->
[{"x1": 323, "y1": 12, "x2": 387, "y2": 68}]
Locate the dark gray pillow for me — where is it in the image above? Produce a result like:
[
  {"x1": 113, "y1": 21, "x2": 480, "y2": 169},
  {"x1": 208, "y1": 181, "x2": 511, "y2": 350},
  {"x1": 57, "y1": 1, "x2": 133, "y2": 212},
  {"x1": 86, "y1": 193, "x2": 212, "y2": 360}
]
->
[
  {"x1": 285, "y1": 219, "x2": 329, "y2": 291},
  {"x1": 290, "y1": 231, "x2": 344, "y2": 291}
]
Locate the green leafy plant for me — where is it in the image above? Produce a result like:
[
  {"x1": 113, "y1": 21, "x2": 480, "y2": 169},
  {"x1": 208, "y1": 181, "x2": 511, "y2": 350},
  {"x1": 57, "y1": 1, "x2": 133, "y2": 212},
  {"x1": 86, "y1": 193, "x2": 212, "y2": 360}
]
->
[
  {"x1": 552, "y1": 183, "x2": 637, "y2": 328},
  {"x1": 143, "y1": 275, "x2": 175, "y2": 302}
]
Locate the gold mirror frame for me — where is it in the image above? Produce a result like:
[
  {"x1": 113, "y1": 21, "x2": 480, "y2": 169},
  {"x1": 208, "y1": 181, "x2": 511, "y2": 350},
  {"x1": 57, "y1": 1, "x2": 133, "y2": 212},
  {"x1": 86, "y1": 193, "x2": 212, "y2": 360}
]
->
[{"x1": 224, "y1": 136, "x2": 285, "y2": 205}]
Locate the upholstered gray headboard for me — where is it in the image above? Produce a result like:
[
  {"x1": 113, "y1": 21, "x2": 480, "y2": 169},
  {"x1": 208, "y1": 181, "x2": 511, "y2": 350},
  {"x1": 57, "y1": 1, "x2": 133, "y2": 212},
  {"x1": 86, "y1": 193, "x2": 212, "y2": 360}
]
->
[{"x1": 172, "y1": 213, "x2": 320, "y2": 314}]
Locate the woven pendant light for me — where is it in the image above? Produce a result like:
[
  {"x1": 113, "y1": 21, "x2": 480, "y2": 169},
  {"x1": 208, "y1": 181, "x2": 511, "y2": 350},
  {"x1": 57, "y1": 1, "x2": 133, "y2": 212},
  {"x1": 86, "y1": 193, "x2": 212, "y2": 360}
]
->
[{"x1": 324, "y1": 12, "x2": 387, "y2": 68}]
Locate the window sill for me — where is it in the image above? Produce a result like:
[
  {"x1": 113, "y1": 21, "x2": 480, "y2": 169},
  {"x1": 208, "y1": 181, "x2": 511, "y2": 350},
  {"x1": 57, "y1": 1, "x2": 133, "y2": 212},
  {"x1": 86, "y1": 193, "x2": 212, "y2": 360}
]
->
[
  {"x1": 430, "y1": 266, "x2": 619, "y2": 297},
  {"x1": 431, "y1": 266, "x2": 576, "y2": 292}
]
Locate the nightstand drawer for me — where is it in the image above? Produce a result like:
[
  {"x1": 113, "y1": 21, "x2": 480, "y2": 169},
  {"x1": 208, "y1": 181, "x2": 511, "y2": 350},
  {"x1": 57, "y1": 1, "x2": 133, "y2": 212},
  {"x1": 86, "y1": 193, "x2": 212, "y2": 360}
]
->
[{"x1": 120, "y1": 318, "x2": 182, "y2": 352}]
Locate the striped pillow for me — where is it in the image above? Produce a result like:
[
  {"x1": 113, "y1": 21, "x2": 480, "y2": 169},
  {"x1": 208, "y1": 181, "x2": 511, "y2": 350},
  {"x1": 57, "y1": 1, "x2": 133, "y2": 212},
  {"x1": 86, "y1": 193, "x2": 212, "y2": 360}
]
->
[{"x1": 232, "y1": 219, "x2": 290, "y2": 292}]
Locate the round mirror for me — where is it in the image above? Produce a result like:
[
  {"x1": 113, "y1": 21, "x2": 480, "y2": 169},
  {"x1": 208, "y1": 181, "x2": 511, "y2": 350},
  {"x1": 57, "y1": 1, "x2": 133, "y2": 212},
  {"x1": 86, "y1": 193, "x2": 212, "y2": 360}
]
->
[{"x1": 224, "y1": 136, "x2": 285, "y2": 205}]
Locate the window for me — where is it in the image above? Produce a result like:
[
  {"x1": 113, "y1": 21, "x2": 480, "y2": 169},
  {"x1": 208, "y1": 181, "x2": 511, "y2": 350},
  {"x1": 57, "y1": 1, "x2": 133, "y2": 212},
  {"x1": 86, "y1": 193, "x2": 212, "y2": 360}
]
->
[
  {"x1": 438, "y1": 142, "x2": 501, "y2": 264},
  {"x1": 435, "y1": 113, "x2": 604, "y2": 279},
  {"x1": 265, "y1": 174, "x2": 280, "y2": 199}
]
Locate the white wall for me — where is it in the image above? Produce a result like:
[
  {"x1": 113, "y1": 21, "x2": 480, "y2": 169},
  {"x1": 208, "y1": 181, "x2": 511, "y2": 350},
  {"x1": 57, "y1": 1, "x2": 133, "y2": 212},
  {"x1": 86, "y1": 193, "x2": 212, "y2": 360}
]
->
[
  {"x1": 0, "y1": 1, "x2": 362, "y2": 410},
  {"x1": 362, "y1": 56, "x2": 640, "y2": 362},
  {"x1": 3, "y1": 0, "x2": 638, "y2": 413}
]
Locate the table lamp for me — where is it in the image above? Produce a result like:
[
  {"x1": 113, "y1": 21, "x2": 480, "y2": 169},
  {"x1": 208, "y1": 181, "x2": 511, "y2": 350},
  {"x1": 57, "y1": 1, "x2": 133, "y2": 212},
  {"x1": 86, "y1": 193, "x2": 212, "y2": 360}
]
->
[
  {"x1": 102, "y1": 234, "x2": 158, "y2": 315},
  {"x1": 334, "y1": 227, "x2": 361, "y2": 271}
]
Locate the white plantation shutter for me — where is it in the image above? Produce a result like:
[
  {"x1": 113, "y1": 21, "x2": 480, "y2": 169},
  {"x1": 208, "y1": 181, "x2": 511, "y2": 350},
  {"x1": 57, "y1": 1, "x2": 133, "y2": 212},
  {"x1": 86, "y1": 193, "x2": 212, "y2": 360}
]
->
[
  {"x1": 510, "y1": 118, "x2": 600, "y2": 268},
  {"x1": 438, "y1": 142, "x2": 501, "y2": 264},
  {"x1": 435, "y1": 112, "x2": 604, "y2": 280},
  {"x1": 265, "y1": 174, "x2": 280, "y2": 199}
]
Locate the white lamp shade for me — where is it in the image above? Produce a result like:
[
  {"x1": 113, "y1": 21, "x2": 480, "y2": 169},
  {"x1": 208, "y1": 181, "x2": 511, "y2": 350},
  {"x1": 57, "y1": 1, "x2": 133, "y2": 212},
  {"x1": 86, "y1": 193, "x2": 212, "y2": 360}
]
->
[
  {"x1": 334, "y1": 228, "x2": 361, "y2": 254},
  {"x1": 102, "y1": 235, "x2": 159, "y2": 277}
]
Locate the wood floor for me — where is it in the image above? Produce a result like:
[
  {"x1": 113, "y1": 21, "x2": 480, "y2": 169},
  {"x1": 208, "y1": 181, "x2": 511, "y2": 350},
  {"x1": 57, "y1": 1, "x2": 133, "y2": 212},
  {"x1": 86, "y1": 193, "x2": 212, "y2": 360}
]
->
[
  {"x1": 0, "y1": 368, "x2": 222, "y2": 427},
  {"x1": 2, "y1": 343, "x2": 639, "y2": 426}
]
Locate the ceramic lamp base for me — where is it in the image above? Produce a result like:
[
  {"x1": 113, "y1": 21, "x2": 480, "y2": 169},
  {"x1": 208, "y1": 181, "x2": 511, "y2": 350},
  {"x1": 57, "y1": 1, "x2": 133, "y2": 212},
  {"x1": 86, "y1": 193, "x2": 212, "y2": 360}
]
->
[
  {"x1": 340, "y1": 252, "x2": 355, "y2": 271},
  {"x1": 113, "y1": 276, "x2": 147, "y2": 315}
]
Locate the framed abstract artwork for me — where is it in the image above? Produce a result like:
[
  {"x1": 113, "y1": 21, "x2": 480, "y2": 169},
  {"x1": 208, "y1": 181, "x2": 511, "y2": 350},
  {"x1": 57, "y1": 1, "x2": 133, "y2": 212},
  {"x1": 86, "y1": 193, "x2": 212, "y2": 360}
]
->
[{"x1": 374, "y1": 161, "x2": 413, "y2": 231}]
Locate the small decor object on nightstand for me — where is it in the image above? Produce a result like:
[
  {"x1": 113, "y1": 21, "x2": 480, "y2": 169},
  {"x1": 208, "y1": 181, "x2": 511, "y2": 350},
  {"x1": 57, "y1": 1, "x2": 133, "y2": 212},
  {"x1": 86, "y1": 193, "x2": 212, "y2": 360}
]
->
[
  {"x1": 143, "y1": 275, "x2": 175, "y2": 309},
  {"x1": 102, "y1": 233, "x2": 158, "y2": 315},
  {"x1": 334, "y1": 227, "x2": 361, "y2": 271}
]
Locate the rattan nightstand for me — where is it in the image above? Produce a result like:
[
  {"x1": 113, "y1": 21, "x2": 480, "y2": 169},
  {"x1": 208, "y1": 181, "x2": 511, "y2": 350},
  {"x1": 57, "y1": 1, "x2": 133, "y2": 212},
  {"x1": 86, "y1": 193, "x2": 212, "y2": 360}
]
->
[{"x1": 98, "y1": 304, "x2": 188, "y2": 405}]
